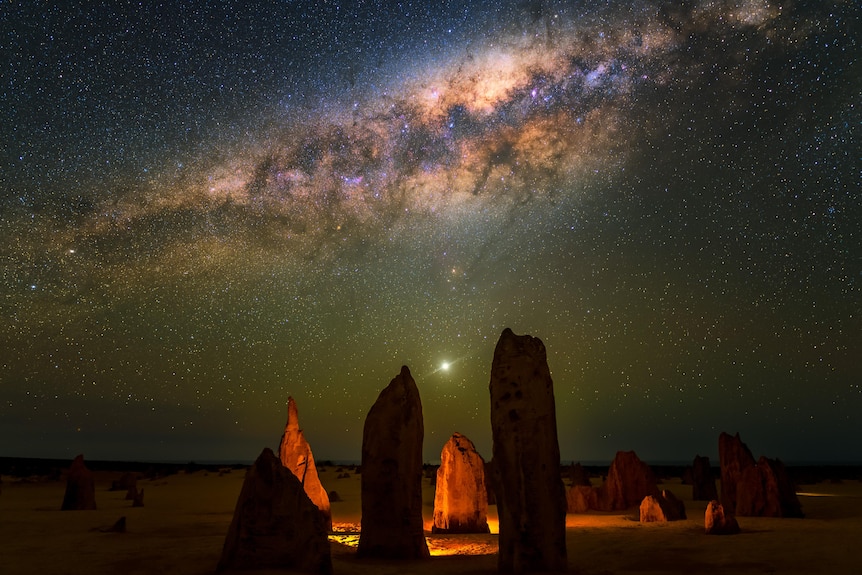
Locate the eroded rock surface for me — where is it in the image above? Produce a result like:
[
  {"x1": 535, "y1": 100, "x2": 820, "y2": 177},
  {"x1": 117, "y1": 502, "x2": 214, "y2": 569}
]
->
[
  {"x1": 357, "y1": 366, "x2": 429, "y2": 560},
  {"x1": 691, "y1": 455, "x2": 719, "y2": 501},
  {"x1": 719, "y1": 432, "x2": 756, "y2": 512},
  {"x1": 604, "y1": 450, "x2": 659, "y2": 511},
  {"x1": 432, "y1": 432, "x2": 490, "y2": 534},
  {"x1": 278, "y1": 396, "x2": 332, "y2": 530},
  {"x1": 490, "y1": 328, "x2": 567, "y2": 573},
  {"x1": 705, "y1": 499, "x2": 740, "y2": 535},
  {"x1": 217, "y1": 448, "x2": 332, "y2": 573},
  {"x1": 736, "y1": 456, "x2": 804, "y2": 518}
]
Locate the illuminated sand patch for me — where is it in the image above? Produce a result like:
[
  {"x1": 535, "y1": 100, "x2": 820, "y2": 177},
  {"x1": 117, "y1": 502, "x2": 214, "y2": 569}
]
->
[{"x1": 329, "y1": 530, "x2": 497, "y2": 557}]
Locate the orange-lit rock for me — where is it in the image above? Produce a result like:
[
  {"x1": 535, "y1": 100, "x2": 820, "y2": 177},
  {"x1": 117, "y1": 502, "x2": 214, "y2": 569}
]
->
[
  {"x1": 432, "y1": 432, "x2": 490, "y2": 534},
  {"x1": 736, "y1": 456, "x2": 804, "y2": 518},
  {"x1": 566, "y1": 484, "x2": 602, "y2": 513},
  {"x1": 490, "y1": 328, "x2": 567, "y2": 573},
  {"x1": 691, "y1": 455, "x2": 718, "y2": 501},
  {"x1": 278, "y1": 396, "x2": 332, "y2": 531},
  {"x1": 719, "y1": 431, "x2": 756, "y2": 512},
  {"x1": 61, "y1": 454, "x2": 96, "y2": 510},
  {"x1": 357, "y1": 366, "x2": 429, "y2": 560},
  {"x1": 704, "y1": 499, "x2": 740, "y2": 535},
  {"x1": 217, "y1": 448, "x2": 332, "y2": 573},
  {"x1": 603, "y1": 450, "x2": 659, "y2": 510}
]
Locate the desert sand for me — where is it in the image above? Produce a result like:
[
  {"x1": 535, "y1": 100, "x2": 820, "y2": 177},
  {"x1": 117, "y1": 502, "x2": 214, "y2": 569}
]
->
[{"x1": 1, "y1": 465, "x2": 860, "y2": 574}]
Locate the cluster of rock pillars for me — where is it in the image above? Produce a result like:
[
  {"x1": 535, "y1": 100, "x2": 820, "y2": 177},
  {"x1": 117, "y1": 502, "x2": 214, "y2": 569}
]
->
[{"x1": 59, "y1": 328, "x2": 804, "y2": 574}]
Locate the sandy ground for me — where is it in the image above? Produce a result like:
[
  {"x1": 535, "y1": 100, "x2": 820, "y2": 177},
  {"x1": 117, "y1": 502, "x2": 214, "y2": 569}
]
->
[{"x1": 1, "y1": 467, "x2": 860, "y2": 574}]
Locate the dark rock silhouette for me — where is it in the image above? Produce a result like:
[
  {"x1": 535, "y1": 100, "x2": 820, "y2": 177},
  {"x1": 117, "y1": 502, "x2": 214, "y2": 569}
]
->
[
  {"x1": 119, "y1": 474, "x2": 139, "y2": 501},
  {"x1": 279, "y1": 396, "x2": 332, "y2": 531},
  {"x1": 603, "y1": 450, "x2": 660, "y2": 510},
  {"x1": 132, "y1": 487, "x2": 144, "y2": 507},
  {"x1": 705, "y1": 499, "x2": 740, "y2": 535},
  {"x1": 736, "y1": 456, "x2": 804, "y2": 518},
  {"x1": 357, "y1": 366, "x2": 429, "y2": 560},
  {"x1": 661, "y1": 489, "x2": 686, "y2": 520},
  {"x1": 217, "y1": 448, "x2": 331, "y2": 573},
  {"x1": 568, "y1": 462, "x2": 591, "y2": 487},
  {"x1": 328, "y1": 490, "x2": 342, "y2": 502},
  {"x1": 432, "y1": 432, "x2": 490, "y2": 534},
  {"x1": 106, "y1": 516, "x2": 127, "y2": 533},
  {"x1": 61, "y1": 454, "x2": 96, "y2": 510},
  {"x1": 719, "y1": 432, "x2": 756, "y2": 512},
  {"x1": 490, "y1": 328, "x2": 567, "y2": 573},
  {"x1": 484, "y1": 460, "x2": 497, "y2": 506},
  {"x1": 691, "y1": 455, "x2": 719, "y2": 501},
  {"x1": 640, "y1": 489, "x2": 687, "y2": 522},
  {"x1": 109, "y1": 472, "x2": 137, "y2": 494}
]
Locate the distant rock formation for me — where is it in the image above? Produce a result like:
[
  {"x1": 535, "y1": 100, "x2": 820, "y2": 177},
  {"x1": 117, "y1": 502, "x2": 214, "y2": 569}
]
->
[
  {"x1": 704, "y1": 500, "x2": 740, "y2": 535},
  {"x1": 278, "y1": 396, "x2": 332, "y2": 531},
  {"x1": 132, "y1": 487, "x2": 144, "y2": 507},
  {"x1": 357, "y1": 366, "x2": 429, "y2": 560},
  {"x1": 217, "y1": 448, "x2": 332, "y2": 573},
  {"x1": 568, "y1": 462, "x2": 591, "y2": 487},
  {"x1": 691, "y1": 455, "x2": 719, "y2": 501},
  {"x1": 718, "y1": 432, "x2": 756, "y2": 512},
  {"x1": 490, "y1": 328, "x2": 567, "y2": 573},
  {"x1": 736, "y1": 456, "x2": 804, "y2": 518},
  {"x1": 109, "y1": 472, "x2": 137, "y2": 494},
  {"x1": 640, "y1": 490, "x2": 686, "y2": 522},
  {"x1": 432, "y1": 432, "x2": 490, "y2": 534},
  {"x1": 603, "y1": 450, "x2": 660, "y2": 510},
  {"x1": 719, "y1": 432, "x2": 803, "y2": 518},
  {"x1": 566, "y1": 484, "x2": 602, "y2": 514},
  {"x1": 61, "y1": 454, "x2": 96, "y2": 510}
]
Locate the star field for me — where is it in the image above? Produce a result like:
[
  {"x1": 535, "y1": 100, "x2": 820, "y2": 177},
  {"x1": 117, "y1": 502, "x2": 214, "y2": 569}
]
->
[{"x1": 1, "y1": 0, "x2": 859, "y2": 463}]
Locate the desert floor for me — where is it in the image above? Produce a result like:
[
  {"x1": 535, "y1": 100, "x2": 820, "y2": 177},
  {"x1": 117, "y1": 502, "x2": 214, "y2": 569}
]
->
[{"x1": 1, "y1": 466, "x2": 860, "y2": 574}]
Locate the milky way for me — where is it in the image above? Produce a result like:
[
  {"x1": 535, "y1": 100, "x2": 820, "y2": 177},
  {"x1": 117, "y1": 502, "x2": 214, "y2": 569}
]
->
[{"x1": 1, "y1": 0, "x2": 859, "y2": 463}]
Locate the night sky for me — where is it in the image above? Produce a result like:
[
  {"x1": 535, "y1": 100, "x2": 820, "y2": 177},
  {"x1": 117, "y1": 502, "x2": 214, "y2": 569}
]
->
[{"x1": 2, "y1": 0, "x2": 859, "y2": 464}]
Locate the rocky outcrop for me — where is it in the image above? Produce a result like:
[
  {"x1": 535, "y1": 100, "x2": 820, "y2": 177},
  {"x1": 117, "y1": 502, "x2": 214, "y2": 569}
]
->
[
  {"x1": 566, "y1": 484, "x2": 602, "y2": 514},
  {"x1": 603, "y1": 450, "x2": 660, "y2": 510},
  {"x1": 217, "y1": 448, "x2": 332, "y2": 573},
  {"x1": 278, "y1": 396, "x2": 332, "y2": 531},
  {"x1": 704, "y1": 499, "x2": 740, "y2": 535},
  {"x1": 736, "y1": 456, "x2": 804, "y2": 518},
  {"x1": 640, "y1": 490, "x2": 686, "y2": 522},
  {"x1": 691, "y1": 455, "x2": 718, "y2": 501},
  {"x1": 718, "y1": 432, "x2": 803, "y2": 518},
  {"x1": 490, "y1": 328, "x2": 567, "y2": 573},
  {"x1": 719, "y1": 432, "x2": 756, "y2": 511},
  {"x1": 357, "y1": 366, "x2": 429, "y2": 560},
  {"x1": 432, "y1": 432, "x2": 489, "y2": 534},
  {"x1": 61, "y1": 454, "x2": 96, "y2": 510}
]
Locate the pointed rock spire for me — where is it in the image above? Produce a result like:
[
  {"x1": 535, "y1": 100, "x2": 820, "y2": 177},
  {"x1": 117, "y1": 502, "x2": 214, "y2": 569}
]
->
[{"x1": 278, "y1": 396, "x2": 332, "y2": 530}]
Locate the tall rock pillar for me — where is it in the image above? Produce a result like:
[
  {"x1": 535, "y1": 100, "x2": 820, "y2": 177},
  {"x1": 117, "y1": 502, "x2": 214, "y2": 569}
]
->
[
  {"x1": 489, "y1": 328, "x2": 567, "y2": 573},
  {"x1": 357, "y1": 365, "x2": 429, "y2": 559}
]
